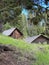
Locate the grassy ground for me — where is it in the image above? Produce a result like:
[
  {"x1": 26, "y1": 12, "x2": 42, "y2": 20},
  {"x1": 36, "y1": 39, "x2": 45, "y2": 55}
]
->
[{"x1": 0, "y1": 34, "x2": 49, "y2": 65}]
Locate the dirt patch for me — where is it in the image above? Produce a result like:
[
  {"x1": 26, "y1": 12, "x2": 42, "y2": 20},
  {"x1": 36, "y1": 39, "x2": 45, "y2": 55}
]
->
[{"x1": 0, "y1": 44, "x2": 35, "y2": 65}]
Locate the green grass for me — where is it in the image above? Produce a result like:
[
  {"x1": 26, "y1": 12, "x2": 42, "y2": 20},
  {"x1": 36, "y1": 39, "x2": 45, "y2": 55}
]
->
[
  {"x1": 0, "y1": 34, "x2": 34, "y2": 51},
  {"x1": 0, "y1": 34, "x2": 49, "y2": 65}
]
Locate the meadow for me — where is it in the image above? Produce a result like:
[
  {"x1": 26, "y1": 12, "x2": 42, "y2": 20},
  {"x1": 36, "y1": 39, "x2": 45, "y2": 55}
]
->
[{"x1": 0, "y1": 34, "x2": 49, "y2": 65}]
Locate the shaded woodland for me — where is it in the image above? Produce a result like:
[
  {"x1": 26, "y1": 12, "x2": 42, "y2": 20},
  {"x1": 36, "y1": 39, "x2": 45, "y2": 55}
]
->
[{"x1": 0, "y1": 0, "x2": 49, "y2": 37}]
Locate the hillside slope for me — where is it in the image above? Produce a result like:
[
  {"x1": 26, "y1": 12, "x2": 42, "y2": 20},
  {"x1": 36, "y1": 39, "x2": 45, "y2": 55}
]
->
[{"x1": 0, "y1": 35, "x2": 49, "y2": 65}]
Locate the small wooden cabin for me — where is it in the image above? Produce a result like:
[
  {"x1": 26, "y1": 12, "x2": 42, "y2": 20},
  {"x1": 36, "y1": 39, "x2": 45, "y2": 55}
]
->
[
  {"x1": 2, "y1": 28, "x2": 23, "y2": 39},
  {"x1": 24, "y1": 34, "x2": 49, "y2": 44}
]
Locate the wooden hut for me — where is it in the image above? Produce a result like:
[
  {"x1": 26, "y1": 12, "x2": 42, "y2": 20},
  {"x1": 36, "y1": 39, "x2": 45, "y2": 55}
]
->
[
  {"x1": 24, "y1": 34, "x2": 49, "y2": 44},
  {"x1": 2, "y1": 28, "x2": 23, "y2": 39}
]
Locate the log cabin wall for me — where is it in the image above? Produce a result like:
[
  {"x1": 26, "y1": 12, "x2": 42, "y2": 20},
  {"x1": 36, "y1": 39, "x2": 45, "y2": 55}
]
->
[
  {"x1": 32, "y1": 36, "x2": 49, "y2": 43},
  {"x1": 11, "y1": 30, "x2": 23, "y2": 39}
]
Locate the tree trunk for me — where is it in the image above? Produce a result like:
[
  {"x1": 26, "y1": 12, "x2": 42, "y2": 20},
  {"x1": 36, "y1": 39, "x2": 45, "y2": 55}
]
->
[
  {"x1": 45, "y1": 9, "x2": 49, "y2": 36},
  {"x1": 0, "y1": 20, "x2": 3, "y2": 33}
]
